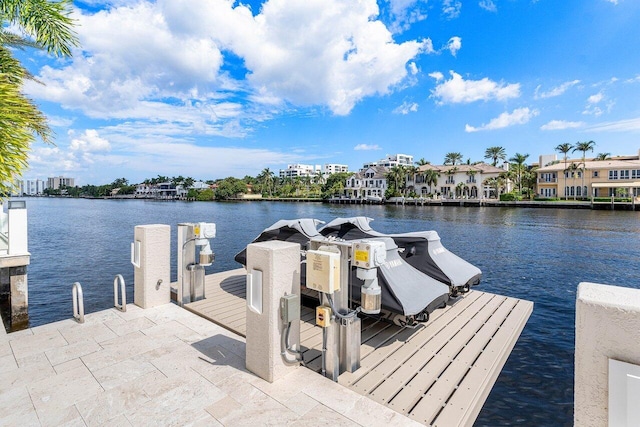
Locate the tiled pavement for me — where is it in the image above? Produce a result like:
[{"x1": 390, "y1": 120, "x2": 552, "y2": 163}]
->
[{"x1": 0, "y1": 304, "x2": 421, "y2": 426}]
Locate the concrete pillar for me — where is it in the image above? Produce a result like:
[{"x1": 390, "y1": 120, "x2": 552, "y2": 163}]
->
[
  {"x1": 575, "y1": 282, "x2": 640, "y2": 426},
  {"x1": 245, "y1": 241, "x2": 300, "y2": 383},
  {"x1": 133, "y1": 225, "x2": 170, "y2": 309}
]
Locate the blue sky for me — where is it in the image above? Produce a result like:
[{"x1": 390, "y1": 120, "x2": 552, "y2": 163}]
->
[{"x1": 20, "y1": 0, "x2": 640, "y2": 185}]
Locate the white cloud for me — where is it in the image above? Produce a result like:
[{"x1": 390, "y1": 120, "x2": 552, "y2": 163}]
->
[
  {"x1": 354, "y1": 144, "x2": 382, "y2": 150},
  {"x1": 27, "y1": 128, "x2": 303, "y2": 184},
  {"x1": 386, "y1": 0, "x2": 429, "y2": 33},
  {"x1": 588, "y1": 117, "x2": 640, "y2": 132},
  {"x1": 534, "y1": 80, "x2": 580, "y2": 99},
  {"x1": 587, "y1": 92, "x2": 604, "y2": 104},
  {"x1": 432, "y1": 71, "x2": 520, "y2": 104},
  {"x1": 465, "y1": 107, "x2": 538, "y2": 132},
  {"x1": 429, "y1": 71, "x2": 444, "y2": 81},
  {"x1": 69, "y1": 129, "x2": 111, "y2": 152},
  {"x1": 442, "y1": 0, "x2": 462, "y2": 19},
  {"x1": 27, "y1": 0, "x2": 427, "y2": 127},
  {"x1": 479, "y1": 0, "x2": 497, "y2": 12},
  {"x1": 605, "y1": 0, "x2": 618, "y2": 4},
  {"x1": 179, "y1": 0, "x2": 428, "y2": 116},
  {"x1": 393, "y1": 101, "x2": 419, "y2": 114},
  {"x1": 446, "y1": 36, "x2": 462, "y2": 56},
  {"x1": 583, "y1": 91, "x2": 614, "y2": 116},
  {"x1": 408, "y1": 62, "x2": 419, "y2": 75},
  {"x1": 540, "y1": 120, "x2": 586, "y2": 131}
]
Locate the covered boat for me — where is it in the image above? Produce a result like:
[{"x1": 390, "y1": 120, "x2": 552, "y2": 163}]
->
[
  {"x1": 235, "y1": 218, "x2": 451, "y2": 322},
  {"x1": 349, "y1": 237, "x2": 449, "y2": 319},
  {"x1": 233, "y1": 218, "x2": 323, "y2": 266},
  {"x1": 318, "y1": 216, "x2": 482, "y2": 296}
]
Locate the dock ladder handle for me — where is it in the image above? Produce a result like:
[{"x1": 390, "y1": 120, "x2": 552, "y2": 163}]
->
[
  {"x1": 113, "y1": 274, "x2": 127, "y2": 312},
  {"x1": 72, "y1": 282, "x2": 85, "y2": 324}
]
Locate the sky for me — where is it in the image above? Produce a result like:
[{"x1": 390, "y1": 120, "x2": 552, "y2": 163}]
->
[{"x1": 18, "y1": 0, "x2": 640, "y2": 185}]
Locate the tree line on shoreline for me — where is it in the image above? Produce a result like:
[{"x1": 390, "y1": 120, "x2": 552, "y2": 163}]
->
[{"x1": 41, "y1": 142, "x2": 604, "y2": 201}]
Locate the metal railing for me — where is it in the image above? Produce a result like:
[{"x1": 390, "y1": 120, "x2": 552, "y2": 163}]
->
[
  {"x1": 72, "y1": 282, "x2": 85, "y2": 324},
  {"x1": 113, "y1": 274, "x2": 127, "y2": 312}
]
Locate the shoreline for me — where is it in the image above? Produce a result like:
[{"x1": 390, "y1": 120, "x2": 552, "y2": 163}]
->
[{"x1": 13, "y1": 195, "x2": 640, "y2": 210}]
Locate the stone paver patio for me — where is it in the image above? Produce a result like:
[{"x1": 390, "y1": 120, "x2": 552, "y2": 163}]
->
[{"x1": 0, "y1": 303, "x2": 420, "y2": 426}]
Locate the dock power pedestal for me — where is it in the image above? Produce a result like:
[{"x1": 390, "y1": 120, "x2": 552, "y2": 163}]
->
[{"x1": 177, "y1": 222, "x2": 216, "y2": 305}]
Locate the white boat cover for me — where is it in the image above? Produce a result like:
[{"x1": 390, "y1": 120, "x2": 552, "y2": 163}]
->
[
  {"x1": 352, "y1": 237, "x2": 449, "y2": 316},
  {"x1": 319, "y1": 216, "x2": 482, "y2": 291},
  {"x1": 233, "y1": 218, "x2": 323, "y2": 266}
]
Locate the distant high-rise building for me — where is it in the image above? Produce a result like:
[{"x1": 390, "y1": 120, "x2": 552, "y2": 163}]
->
[
  {"x1": 323, "y1": 164, "x2": 349, "y2": 175},
  {"x1": 362, "y1": 153, "x2": 414, "y2": 170},
  {"x1": 47, "y1": 176, "x2": 75, "y2": 190},
  {"x1": 25, "y1": 179, "x2": 46, "y2": 196},
  {"x1": 279, "y1": 164, "x2": 322, "y2": 179}
]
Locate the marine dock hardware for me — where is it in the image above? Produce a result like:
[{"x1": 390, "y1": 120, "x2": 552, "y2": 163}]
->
[
  {"x1": 4, "y1": 219, "x2": 640, "y2": 425},
  {"x1": 186, "y1": 216, "x2": 533, "y2": 425}
]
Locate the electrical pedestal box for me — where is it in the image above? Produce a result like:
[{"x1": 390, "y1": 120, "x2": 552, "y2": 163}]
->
[
  {"x1": 280, "y1": 294, "x2": 300, "y2": 324},
  {"x1": 306, "y1": 250, "x2": 340, "y2": 294}
]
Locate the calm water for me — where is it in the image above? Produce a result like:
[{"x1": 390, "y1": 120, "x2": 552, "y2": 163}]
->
[{"x1": 19, "y1": 198, "x2": 640, "y2": 425}]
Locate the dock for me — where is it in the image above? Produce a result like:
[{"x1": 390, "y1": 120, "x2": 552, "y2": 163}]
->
[{"x1": 186, "y1": 269, "x2": 533, "y2": 426}]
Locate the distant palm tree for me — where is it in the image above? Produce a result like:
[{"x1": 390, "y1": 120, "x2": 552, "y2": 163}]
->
[
  {"x1": 404, "y1": 165, "x2": 419, "y2": 195},
  {"x1": 573, "y1": 141, "x2": 596, "y2": 199},
  {"x1": 509, "y1": 153, "x2": 529, "y2": 194},
  {"x1": 421, "y1": 169, "x2": 440, "y2": 195},
  {"x1": 484, "y1": 146, "x2": 506, "y2": 166},
  {"x1": 258, "y1": 168, "x2": 275, "y2": 197},
  {"x1": 595, "y1": 152, "x2": 611, "y2": 161},
  {"x1": 415, "y1": 158, "x2": 431, "y2": 166},
  {"x1": 555, "y1": 143, "x2": 573, "y2": 200},
  {"x1": 567, "y1": 162, "x2": 581, "y2": 200},
  {"x1": 385, "y1": 165, "x2": 406, "y2": 197},
  {"x1": 444, "y1": 152, "x2": 463, "y2": 166}
]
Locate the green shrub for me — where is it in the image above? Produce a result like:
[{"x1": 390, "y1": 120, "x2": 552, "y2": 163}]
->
[{"x1": 500, "y1": 193, "x2": 521, "y2": 201}]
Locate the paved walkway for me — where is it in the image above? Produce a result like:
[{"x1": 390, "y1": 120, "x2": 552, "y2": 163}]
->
[{"x1": 0, "y1": 303, "x2": 420, "y2": 426}]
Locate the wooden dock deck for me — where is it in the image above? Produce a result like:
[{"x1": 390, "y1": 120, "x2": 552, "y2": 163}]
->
[{"x1": 184, "y1": 269, "x2": 533, "y2": 427}]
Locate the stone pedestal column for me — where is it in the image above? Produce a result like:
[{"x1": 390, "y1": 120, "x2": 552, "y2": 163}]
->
[
  {"x1": 133, "y1": 224, "x2": 170, "y2": 309},
  {"x1": 245, "y1": 241, "x2": 300, "y2": 383}
]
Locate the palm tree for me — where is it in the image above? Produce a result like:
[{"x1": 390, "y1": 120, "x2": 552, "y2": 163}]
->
[
  {"x1": 0, "y1": 0, "x2": 78, "y2": 196},
  {"x1": 421, "y1": 169, "x2": 440, "y2": 195},
  {"x1": 415, "y1": 158, "x2": 431, "y2": 166},
  {"x1": 404, "y1": 165, "x2": 419, "y2": 196},
  {"x1": 573, "y1": 141, "x2": 596, "y2": 199},
  {"x1": 484, "y1": 146, "x2": 506, "y2": 166},
  {"x1": 444, "y1": 152, "x2": 463, "y2": 166},
  {"x1": 567, "y1": 162, "x2": 581, "y2": 200},
  {"x1": 555, "y1": 143, "x2": 573, "y2": 200},
  {"x1": 385, "y1": 165, "x2": 406, "y2": 197},
  {"x1": 595, "y1": 152, "x2": 610, "y2": 161},
  {"x1": 258, "y1": 168, "x2": 275, "y2": 197},
  {"x1": 509, "y1": 153, "x2": 529, "y2": 194}
]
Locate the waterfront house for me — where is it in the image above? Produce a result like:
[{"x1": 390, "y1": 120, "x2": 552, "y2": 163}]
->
[
  {"x1": 409, "y1": 162, "x2": 508, "y2": 199},
  {"x1": 344, "y1": 166, "x2": 388, "y2": 199},
  {"x1": 536, "y1": 150, "x2": 640, "y2": 199}
]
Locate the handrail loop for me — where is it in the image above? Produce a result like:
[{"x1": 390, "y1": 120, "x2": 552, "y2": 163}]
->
[
  {"x1": 72, "y1": 282, "x2": 85, "y2": 324},
  {"x1": 113, "y1": 274, "x2": 127, "y2": 312}
]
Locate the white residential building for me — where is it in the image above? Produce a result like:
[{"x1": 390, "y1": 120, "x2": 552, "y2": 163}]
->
[
  {"x1": 362, "y1": 153, "x2": 413, "y2": 170},
  {"x1": 344, "y1": 166, "x2": 388, "y2": 199},
  {"x1": 47, "y1": 176, "x2": 75, "y2": 190},
  {"x1": 25, "y1": 179, "x2": 46, "y2": 196},
  {"x1": 323, "y1": 164, "x2": 349, "y2": 175},
  {"x1": 279, "y1": 164, "x2": 321, "y2": 179},
  {"x1": 408, "y1": 163, "x2": 509, "y2": 199}
]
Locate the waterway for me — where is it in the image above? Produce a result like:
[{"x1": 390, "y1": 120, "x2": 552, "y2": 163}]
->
[{"x1": 17, "y1": 197, "x2": 640, "y2": 425}]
